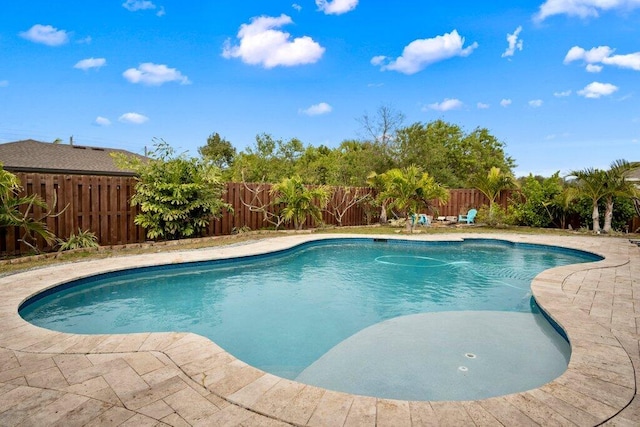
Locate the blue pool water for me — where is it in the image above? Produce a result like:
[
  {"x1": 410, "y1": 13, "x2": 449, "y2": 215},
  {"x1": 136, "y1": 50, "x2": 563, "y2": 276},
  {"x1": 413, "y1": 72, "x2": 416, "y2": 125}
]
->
[{"x1": 20, "y1": 238, "x2": 601, "y2": 400}]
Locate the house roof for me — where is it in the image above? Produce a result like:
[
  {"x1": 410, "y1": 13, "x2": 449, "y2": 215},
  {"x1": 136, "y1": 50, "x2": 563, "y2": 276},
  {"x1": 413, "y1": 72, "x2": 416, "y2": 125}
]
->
[{"x1": 0, "y1": 139, "x2": 144, "y2": 176}]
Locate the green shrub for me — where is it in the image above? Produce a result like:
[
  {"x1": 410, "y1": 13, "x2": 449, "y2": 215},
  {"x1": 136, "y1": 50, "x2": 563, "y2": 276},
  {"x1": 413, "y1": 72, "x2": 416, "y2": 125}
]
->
[
  {"x1": 58, "y1": 229, "x2": 99, "y2": 251},
  {"x1": 113, "y1": 140, "x2": 232, "y2": 240},
  {"x1": 476, "y1": 204, "x2": 509, "y2": 227},
  {"x1": 509, "y1": 173, "x2": 563, "y2": 228}
]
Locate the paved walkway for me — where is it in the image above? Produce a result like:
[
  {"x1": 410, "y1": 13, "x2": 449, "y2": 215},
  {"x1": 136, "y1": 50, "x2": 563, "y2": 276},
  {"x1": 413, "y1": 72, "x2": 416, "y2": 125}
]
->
[{"x1": 0, "y1": 233, "x2": 637, "y2": 426}]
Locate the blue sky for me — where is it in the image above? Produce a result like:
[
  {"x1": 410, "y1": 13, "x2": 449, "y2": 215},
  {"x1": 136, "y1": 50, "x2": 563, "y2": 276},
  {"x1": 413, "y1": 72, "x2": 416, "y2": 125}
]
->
[{"x1": 1, "y1": 0, "x2": 639, "y2": 177}]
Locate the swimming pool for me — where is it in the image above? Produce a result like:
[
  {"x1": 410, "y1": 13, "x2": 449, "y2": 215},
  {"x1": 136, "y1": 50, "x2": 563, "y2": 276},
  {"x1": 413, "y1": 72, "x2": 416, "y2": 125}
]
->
[{"x1": 19, "y1": 238, "x2": 601, "y2": 400}]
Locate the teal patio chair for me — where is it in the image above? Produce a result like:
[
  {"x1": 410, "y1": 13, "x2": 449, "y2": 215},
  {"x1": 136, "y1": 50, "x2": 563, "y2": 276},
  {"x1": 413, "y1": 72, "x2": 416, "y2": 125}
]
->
[
  {"x1": 417, "y1": 213, "x2": 431, "y2": 226},
  {"x1": 458, "y1": 209, "x2": 477, "y2": 224}
]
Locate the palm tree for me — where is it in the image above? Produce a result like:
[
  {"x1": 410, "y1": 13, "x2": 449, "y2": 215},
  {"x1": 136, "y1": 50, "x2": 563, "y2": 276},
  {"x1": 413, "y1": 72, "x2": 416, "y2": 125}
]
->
[
  {"x1": 472, "y1": 166, "x2": 518, "y2": 208},
  {"x1": 602, "y1": 159, "x2": 640, "y2": 233},
  {"x1": 568, "y1": 167, "x2": 607, "y2": 233},
  {"x1": 545, "y1": 185, "x2": 580, "y2": 230},
  {"x1": 366, "y1": 171, "x2": 389, "y2": 224},
  {"x1": 270, "y1": 176, "x2": 330, "y2": 230},
  {"x1": 378, "y1": 165, "x2": 449, "y2": 232}
]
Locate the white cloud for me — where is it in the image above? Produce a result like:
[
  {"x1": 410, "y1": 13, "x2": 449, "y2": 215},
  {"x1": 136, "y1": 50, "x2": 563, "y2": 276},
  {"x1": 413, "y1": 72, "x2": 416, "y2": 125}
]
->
[
  {"x1": 500, "y1": 99, "x2": 512, "y2": 107},
  {"x1": 586, "y1": 64, "x2": 603, "y2": 72},
  {"x1": 292, "y1": 4, "x2": 302, "y2": 11},
  {"x1": 425, "y1": 98, "x2": 463, "y2": 112},
  {"x1": 577, "y1": 81, "x2": 619, "y2": 98},
  {"x1": 74, "y1": 57, "x2": 106, "y2": 71},
  {"x1": 123, "y1": 63, "x2": 190, "y2": 85},
  {"x1": 603, "y1": 52, "x2": 640, "y2": 71},
  {"x1": 118, "y1": 112, "x2": 149, "y2": 124},
  {"x1": 300, "y1": 102, "x2": 332, "y2": 116},
  {"x1": 0, "y1": 80, "x2": 8, "y2": 87},
  {"x1": 122, "y1": 0, "x2": 156, "y2": 11},
  {"x1": 564, "y1": 46, "x2": 612, "y2": 64},
  {"x1": 374, "y1": 30, "x2": 478, "y2": 75},
  {"x1": 545, "y1": 132, "x2": 571, "y2": 140},
  {"x1": 315, "y1": 0, "x2": 358, "y2": 15},
  {"x1": 222, "y1": 14, "x2": 325, "y2": 68},
  {"x1": 19, "y1": 24, "x2": 69, "y2": 46},
  {"x1": 370, "y1": 56, "x2": 386, "y2": 66},
  {"x1": 529, "y1": 99, "x2": 544, "y2": 107},
  {"x1": 554, "y1": 90, "x2": 572, "y2": 97},
  {"x1": 94, "y1": 116, "x2": 111, "y2": 126},
  {"x1": 534, "y1": 0, "x2": 640, "y2": 22},
  {"x1": 564, "y1": 45, "x2": 640, "y2": 72},
  {"x1": 156, "y1": 6, "x2": 165, "y2": 17},
  {"x1": 477, "y1": 102, "x2": 490, "y2": 109},
  {"x1": 502, "y1": 26, "x2": 523, "y2": 58}
]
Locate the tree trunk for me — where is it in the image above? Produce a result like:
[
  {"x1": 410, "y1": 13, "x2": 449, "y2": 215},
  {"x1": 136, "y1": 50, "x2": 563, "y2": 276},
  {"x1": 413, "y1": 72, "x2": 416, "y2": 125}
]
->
[
  {"x1": 602, "y1": 196, "x2": 614, "y2": 233},
  {"x1": 379, "y1": 203, "x2": 388, "y2": 224},
  {"x1": 405, "y1": 214, "x2": 413, "y2": 233},
  {"x1": 592, "y1": 201, "x2": 601, "y2": 233}
]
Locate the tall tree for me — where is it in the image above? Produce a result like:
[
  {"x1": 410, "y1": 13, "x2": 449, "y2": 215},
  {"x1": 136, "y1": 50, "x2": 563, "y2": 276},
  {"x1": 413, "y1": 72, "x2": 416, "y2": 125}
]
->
[
  {"x1": 569, "y1": 167, "x2": 608, "y2": 233},
  {"x1": 602, "y1": 159, "x2": 640, "y2": 233},
  {"x1": 198, "y1": 133, "x2": 236, "y2": 171},
  {"x1": 229, "y1": 134, "x2": 305, "y2": 183},
  {"x1": 334, "y1": 140, "x2": 395, "y2": 186},
  {"x1": 357, "y1": 104, "x2": 405, "y2": 146},
  {"x1": 453, "y1": 127, "x2": 516, "y2": 186},
  {"x1": 394, "y1": 121, "x2": 457, "y2": 186},
  {"x1": 295, "y1": 145, "x2": 336, "y2": 185},
  {"x1": 393, "y1": 120, "x2": 514, "y2": 188}
]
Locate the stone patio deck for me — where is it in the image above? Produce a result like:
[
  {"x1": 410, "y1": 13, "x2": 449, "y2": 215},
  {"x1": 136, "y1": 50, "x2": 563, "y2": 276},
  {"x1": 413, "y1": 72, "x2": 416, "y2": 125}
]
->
[{"x1": 0, "y1": 233, "x2": 638, "y2": 426}]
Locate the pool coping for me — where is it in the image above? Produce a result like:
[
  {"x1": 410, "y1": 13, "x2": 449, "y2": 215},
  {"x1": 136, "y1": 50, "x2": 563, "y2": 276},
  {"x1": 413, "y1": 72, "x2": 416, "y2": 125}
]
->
[{"x1": 0, "y1": 233, "x2": 637, "y2": 426}]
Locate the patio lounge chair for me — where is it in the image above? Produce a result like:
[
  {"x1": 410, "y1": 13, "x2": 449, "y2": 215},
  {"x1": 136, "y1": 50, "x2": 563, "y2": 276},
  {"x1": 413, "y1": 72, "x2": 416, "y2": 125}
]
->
[
  {"x1": 458, "y1": 209, "x2": 477, "y2": 224},
  {"x1": 417, "y1": 214, "x2": 431, "y2": 226}
]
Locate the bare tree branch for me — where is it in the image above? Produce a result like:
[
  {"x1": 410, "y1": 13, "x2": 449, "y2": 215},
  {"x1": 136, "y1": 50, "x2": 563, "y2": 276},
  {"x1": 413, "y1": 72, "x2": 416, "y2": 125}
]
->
[
  {"x1": 239, "y1": 175, "x2": 286, "y2": 230},
  {"x1": 357, "y1": 104, "x2": 405, "y2": 145},
  {"x1": 325, "y1": 186, "x2": 371, "y2": 227}
]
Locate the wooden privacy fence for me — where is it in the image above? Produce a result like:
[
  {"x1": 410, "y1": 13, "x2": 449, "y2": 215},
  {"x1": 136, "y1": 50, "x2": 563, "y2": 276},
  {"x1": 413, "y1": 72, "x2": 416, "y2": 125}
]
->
[
  {"x1": 1, "y1": 172, "x2": 502, "y2": 257},
  {"x1": 432, "y1": 189, "x2": 509, "y2": 217}
]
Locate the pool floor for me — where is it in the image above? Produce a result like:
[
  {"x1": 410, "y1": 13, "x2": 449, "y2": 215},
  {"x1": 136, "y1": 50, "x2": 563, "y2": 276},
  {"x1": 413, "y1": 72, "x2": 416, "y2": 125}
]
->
[
  {"x1": 296, "y1": 311, "x2": 570, "y2": 401},
  {"x1": 0, "y1": 233, "x2": 638, "y2": 425}
]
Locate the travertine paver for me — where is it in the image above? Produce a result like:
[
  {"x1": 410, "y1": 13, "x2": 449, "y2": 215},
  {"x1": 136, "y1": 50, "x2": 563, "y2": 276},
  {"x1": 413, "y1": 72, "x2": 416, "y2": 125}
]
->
[{"x1": 0, "y1": 233, "x2": 638, "y2": 426}]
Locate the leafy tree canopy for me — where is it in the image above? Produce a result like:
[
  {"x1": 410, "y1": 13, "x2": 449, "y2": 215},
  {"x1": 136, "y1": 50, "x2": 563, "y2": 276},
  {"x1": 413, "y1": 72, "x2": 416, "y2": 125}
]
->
[
  {"x1": 198, "y1": 132, "x2": 236, "y2": 172},
  {"x1": 214, "y1": 111, "x2": 513, "y2": 189},
  {"x1": 229, "y1": 133, "x2": 305, "y2": 183},
  {"x1": 394, "y1": 120, "x2": 515, "y2": 188}
]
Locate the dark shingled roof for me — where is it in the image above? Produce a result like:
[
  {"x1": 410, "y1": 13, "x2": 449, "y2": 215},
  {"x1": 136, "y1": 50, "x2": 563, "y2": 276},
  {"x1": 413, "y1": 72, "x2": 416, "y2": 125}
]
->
[{"x1": 0, "y1": 139, "x2": 144, "y2": 176}]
